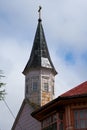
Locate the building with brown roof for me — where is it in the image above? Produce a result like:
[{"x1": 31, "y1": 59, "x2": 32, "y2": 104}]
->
[{"x1": 32, "y1": 81, "x2": 87, "y2": 130}]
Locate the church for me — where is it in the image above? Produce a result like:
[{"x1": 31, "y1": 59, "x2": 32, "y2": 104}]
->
[
  {"x1": 11, "y1": 7, "x2": 57, "y2": 130},
  {"x1": 12, "y1": 7, "x2": 87, "y2": 130}
]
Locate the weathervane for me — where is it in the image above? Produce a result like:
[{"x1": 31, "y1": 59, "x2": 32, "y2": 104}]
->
[{"x1": 38, "y1": 6, "x2": 42, "y2": 21}]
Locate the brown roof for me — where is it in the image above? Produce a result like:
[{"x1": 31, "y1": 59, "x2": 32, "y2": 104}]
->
[{"x1": 60, "y1": 81, "x2": 87, "y2": 97}]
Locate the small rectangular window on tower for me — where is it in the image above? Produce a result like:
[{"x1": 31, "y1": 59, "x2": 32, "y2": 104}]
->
[
  {"x1": 32, "y1": 82, "x2": 38, "y2": 91},
  {"x1": 43, "y1": 83, "x2": 49, "y2": 92},
  {"x1": 52, "y1": 86, "x2": 54, "y2": 95},
  {"x1": 26, "y1": 85, "x2": 28, "y2": 94}
]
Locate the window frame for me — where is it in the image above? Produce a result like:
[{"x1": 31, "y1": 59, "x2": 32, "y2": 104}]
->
[
  {"x1": 52, "y1": 85, "x2": 54, "y2": 95},
  {"x1": 74, "y1": 109, "x2": 87, "y2": 130},
  {"x1": 41, "y1": 112, "x2": 64, "y2": 130},
  {"x1": 41, "y1": 113, "x2": 57, "y2": 129},
  {"x1": 43, "y1": 82, "x2": 49, "y2": 92},
  {"x1": 26, "y1": 85, "x2": 28, "y2": 94},
  {"x1": 32, "y1": 81, "x2": 38, "y2": 92}
]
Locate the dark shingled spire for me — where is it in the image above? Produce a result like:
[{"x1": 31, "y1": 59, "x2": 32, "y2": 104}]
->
[{"x1": 23, "y1": 14, "x2": 57, "y2": 75}]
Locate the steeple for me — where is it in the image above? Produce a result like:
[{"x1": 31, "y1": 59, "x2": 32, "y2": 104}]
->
[
  {"x1": 23, "y1": 7, "x2": 57, "y2": 75},
  {"x1": 23, "y1": 7, "x2": 57, "y2": 106}
]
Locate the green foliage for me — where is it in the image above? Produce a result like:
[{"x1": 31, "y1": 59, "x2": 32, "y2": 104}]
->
[{"x1": 0, "y1": 70, "x2": 6, "y2": 100}]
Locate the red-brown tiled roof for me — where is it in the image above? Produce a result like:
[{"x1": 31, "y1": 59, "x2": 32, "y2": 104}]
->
[{"x1": 60, "y1": 81, "x2": 87, "y2": 97}]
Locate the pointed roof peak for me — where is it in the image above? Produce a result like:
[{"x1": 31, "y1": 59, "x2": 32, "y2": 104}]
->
[{"x1": 23, "y1": 8, "x2": 57, "y2": 75}]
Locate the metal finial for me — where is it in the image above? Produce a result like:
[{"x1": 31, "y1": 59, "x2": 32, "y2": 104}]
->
[{"x1": 38, "y1": 6, "x2": 42, "y2": 21}]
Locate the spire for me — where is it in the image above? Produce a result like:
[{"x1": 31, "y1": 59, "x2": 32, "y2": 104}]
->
[{"x1": 23, "y1": 7, "x2": 57, "y2": 75}]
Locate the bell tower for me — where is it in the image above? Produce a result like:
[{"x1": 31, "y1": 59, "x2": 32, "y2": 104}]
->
[{"x1": 23, "y1": 7, "x2": 57, "y2": 106}]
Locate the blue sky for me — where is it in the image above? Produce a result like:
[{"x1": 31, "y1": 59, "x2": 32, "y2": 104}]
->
[{"x1": 0, "y1": 0, "x2": 87, "y2": 130}]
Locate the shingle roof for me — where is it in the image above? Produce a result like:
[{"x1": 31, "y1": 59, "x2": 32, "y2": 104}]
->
[
  {"x1": 60, "y1": 81, "x2": 87, "y2": 97},
  {"x1": 23, "y1": 19, "x2": 57, "y2": 75}
]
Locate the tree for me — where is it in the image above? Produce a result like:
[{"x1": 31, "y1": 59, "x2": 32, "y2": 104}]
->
[{"x1": 0, "y1": 70, "x2": 6, "y2": 100}]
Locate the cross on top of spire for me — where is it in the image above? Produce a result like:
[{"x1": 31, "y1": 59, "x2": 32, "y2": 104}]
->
[{"x1": 38, "y1": 6, "x2": 42, "y2": 22}]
